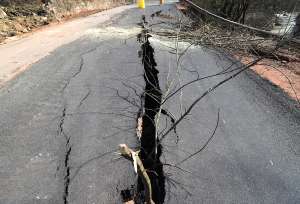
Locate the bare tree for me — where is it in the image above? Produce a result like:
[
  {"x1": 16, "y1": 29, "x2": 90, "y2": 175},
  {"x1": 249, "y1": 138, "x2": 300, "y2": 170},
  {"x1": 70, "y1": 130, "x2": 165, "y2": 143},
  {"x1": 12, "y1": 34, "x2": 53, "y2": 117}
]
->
[{"x1": 218, "y1": 0, "x2": 252, "y2": 23}]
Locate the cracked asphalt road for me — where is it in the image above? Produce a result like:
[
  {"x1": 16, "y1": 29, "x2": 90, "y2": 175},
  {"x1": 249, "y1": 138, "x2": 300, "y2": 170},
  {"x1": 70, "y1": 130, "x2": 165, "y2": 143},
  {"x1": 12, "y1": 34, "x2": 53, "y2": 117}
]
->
[{"x1": 0, "y1": 2, "x2": 300, "y2": 204}]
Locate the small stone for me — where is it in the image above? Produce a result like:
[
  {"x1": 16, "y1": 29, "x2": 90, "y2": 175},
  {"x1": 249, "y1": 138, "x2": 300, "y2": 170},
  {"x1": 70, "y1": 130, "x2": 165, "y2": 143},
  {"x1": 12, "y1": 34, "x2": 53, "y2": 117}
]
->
[
  {"x1": 40, "y1": 16, "x2": 48, "y2": 21},
  {"x1": 123, "y1": 201, "x2": 134, "y2": 204},
  {"x1": 13, "y1": 31, "x2": 22, "y2": 35},
  {"x1": 0, "y1": 8, "x2": 7, "y2": 19}
]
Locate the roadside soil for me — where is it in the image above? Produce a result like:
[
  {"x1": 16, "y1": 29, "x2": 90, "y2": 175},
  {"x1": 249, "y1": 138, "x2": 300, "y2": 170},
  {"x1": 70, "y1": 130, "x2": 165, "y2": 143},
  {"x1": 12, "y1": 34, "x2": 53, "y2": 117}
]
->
[
  {"x1": 0, "y1": 6, "x2": 51, "y2": 43},
  {"x1": 234, "y1": 48, "x2": 300, "y2": 104}
]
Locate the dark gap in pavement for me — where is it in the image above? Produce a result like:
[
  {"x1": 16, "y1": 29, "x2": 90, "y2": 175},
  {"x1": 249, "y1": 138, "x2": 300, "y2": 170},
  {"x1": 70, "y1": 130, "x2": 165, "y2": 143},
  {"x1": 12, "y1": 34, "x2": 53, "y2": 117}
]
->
[
  {"x1": 120, "y1": 15, "x2": 166, "y2": 204},
  {"x1": 121, "y1": 184, "x2": 137, "y2": 203},
  {"x1": 63, "y1": 146, "x2": 71, "y2": 204},
  {"x1": 138, "y1": 28, "x2": 166, "y2": 204},
  {"x1": 58, "y1": 102, "x2": 71, "y2": 204}
]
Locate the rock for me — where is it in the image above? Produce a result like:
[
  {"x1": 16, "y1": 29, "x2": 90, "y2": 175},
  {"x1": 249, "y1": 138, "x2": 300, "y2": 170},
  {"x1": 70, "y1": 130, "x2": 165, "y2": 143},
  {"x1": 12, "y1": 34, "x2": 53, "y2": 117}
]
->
[
  {"x1": 3, "y1": 8, "x2": 18, "y2": 17},
  {"x1": 15, "y1": 17, "x2": 25, "y2": 23},
  {"x1": 13, "y1": 31, "x2": 22, "y2": 35},
  {"x1": 14, "y1": 22, "x2": 25, "y2": 32},
  {"x1": 0, "y1": 8, "x2": 7, "y2": 19},
  {"x1": 40, "y1": 16, "x2": 48, "y2": 21}
]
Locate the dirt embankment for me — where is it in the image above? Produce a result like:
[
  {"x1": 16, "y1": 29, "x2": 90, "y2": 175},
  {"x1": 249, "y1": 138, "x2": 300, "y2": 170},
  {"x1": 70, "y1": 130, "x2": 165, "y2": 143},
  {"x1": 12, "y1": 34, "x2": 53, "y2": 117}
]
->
[
  {"x1": 0, "y1": 0, "x2": 139, "y2": 43},
  {"x1": 0, "y1": 5, "x2": 53, "y2": 42}
]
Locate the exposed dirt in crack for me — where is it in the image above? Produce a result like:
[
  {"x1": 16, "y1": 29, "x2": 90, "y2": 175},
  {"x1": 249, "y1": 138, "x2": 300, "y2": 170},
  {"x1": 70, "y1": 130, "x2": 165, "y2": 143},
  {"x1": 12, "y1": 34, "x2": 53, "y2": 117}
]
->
[{"x1": 136, "y1": 108, "x2": 144, "y2": 140}]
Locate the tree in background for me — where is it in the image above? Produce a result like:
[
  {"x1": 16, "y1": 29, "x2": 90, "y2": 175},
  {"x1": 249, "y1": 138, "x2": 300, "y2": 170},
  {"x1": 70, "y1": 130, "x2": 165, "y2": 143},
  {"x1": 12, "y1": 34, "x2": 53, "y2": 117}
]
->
[
  {"x1": 194, "y1": 0, "x2": 253, "y2": 23},
  {"x1": 249, "y1": 0, "x2": 299, "y2": 13},
  {"x1": 195, "y1": 0, "x2": 299, "y2": 24},
  {"x1": 218, "y1": 0, "x2": 252, "y2": 23}
]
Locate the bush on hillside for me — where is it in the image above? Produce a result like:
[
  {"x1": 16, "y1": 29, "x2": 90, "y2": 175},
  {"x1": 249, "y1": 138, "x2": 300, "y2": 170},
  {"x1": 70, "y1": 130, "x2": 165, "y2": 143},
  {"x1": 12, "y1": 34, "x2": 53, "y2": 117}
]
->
[{"x1": 0, "y1": 0, "x2": 43, "y2": 7}]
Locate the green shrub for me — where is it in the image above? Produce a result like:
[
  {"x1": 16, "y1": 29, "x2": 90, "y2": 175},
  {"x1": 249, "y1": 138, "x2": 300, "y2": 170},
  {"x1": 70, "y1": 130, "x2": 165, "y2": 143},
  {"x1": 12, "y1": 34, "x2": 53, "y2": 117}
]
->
[{"x1": 197, "y1": 2, "x2": 204, "y2": 8}]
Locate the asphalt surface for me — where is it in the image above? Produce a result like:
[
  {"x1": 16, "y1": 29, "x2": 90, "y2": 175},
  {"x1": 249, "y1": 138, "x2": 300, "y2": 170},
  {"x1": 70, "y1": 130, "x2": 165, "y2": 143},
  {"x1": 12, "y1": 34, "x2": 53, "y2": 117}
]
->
[{"x1": 0, "y1": 2, "x2": 300, "y2": 204}]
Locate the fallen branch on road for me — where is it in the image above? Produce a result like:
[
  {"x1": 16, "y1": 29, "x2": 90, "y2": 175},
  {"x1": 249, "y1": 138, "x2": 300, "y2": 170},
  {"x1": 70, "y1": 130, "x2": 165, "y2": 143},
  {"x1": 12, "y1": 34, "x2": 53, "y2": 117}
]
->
[{"x1": 119, "y1": 144, "x2": 155, "y2": 204}]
